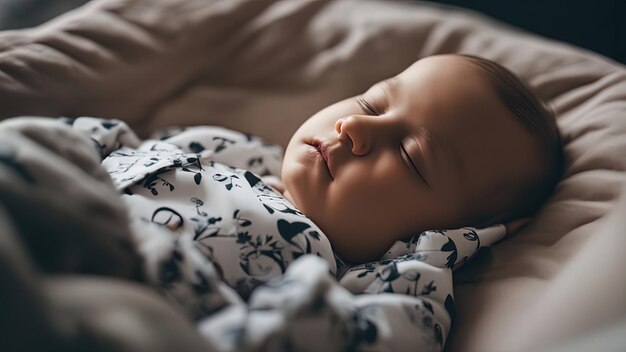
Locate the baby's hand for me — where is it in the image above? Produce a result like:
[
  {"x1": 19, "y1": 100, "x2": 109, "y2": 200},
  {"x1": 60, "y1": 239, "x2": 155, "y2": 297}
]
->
[{"x1": 504, "y1": 218, "x2": 531, "y2": 237}]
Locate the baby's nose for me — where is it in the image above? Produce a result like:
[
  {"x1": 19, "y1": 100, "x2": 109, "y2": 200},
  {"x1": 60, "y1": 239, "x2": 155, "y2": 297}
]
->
[{"x1": 335, "y1": 116, "x2": 372, "y2": 156}]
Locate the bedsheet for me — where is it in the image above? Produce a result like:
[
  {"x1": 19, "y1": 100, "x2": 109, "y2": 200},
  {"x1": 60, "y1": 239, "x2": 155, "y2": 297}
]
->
[{"x1": 0, "y1": 0, "x2": 625, "y2": 351}]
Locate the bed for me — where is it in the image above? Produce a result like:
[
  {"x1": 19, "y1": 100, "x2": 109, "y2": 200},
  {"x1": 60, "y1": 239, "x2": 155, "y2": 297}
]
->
[{"x1": 0, "y1": 0, "x2": 625, "y2": 351}]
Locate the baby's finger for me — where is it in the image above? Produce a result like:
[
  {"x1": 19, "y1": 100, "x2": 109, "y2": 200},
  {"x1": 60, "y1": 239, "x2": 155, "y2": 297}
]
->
[{"x1": 504, "y1": 218, "x2": 531, "y2": 236}]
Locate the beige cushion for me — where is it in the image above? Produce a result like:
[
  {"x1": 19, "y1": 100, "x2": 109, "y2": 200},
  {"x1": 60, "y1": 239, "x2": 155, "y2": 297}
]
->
[{"x1": 0, "y1": 0, "x2": 625, "y2": 350}]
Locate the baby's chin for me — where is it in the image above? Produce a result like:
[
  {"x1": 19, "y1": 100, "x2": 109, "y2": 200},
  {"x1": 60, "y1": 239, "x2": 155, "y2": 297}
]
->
[{"x1": 330, "y1": 237, "x2": 389, "y2": 264}]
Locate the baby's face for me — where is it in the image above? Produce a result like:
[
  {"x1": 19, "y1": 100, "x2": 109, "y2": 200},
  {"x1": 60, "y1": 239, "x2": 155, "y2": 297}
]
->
[{"x1": 281, "y1": 55, "x2": 543, "y2": 263}]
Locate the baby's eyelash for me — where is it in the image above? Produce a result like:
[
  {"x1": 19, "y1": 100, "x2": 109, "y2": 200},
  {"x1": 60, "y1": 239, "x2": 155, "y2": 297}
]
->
[
  {"x1": 356, "y1": 97, "x2": 379, "y2": 115},
  {"x1": 400, "y1": 143, "x2": 430, "y2": 187}
]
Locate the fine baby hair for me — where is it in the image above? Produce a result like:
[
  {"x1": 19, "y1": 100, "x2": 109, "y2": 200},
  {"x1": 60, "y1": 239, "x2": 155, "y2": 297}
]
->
[{"x1": 456, "y1": 54, "x2": 563, "y2": 225}]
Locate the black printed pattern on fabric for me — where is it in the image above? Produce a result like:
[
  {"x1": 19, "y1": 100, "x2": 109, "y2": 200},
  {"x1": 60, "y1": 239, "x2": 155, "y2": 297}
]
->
[{"x1": 98, "y1": 123, "x2": 333, "y2": 303}]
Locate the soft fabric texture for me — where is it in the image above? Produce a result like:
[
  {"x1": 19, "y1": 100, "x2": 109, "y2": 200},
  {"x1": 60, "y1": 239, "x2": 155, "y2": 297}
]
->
[
  {"x1": 0, "y1": 117, "x2": 140, "y2": 278},
  {"x1": 0, "y1": 0, "x2": 625, "y2": 351}
]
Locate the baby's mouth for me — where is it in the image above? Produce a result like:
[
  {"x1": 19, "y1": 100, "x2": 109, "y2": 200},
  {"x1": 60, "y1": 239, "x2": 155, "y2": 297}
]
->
[{"x1": 308, "y1": 139, "x2": 334, "y2": 180}]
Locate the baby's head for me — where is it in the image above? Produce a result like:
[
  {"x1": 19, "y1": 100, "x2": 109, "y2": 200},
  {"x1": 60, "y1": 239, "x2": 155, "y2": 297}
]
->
[{"x1": 281, "y1": 54, "x2": 562, "y2": 263}]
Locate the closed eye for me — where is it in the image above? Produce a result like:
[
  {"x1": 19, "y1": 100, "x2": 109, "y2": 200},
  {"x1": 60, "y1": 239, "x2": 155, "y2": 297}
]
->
[
  {"x1": 400, "y1": 144, "x2": 430, "y2": 187},
  {"x1": 356, "y1": 97, "x2": 379, "y2": 116}
]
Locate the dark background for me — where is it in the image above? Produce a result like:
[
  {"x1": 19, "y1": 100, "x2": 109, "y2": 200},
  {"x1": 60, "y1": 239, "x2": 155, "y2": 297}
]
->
[
  {"x1": 0, "y1": 0, "x2": 624, "y2": 65},
  {"x1": 427, "y1": 0, "x2": 626, "y2": 64}
]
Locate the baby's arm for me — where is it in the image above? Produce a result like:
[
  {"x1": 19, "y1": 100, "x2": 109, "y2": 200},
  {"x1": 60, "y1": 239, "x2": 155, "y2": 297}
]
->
[
  {"x1": 407, "y1": 224, "x2": 507, "y2": 270},
  {"x1": 341, "y1": 224, "x2": 507, "y2": 290},
  {"x1": 337, "y1": 224, "x2": 507, "y2": 349}
]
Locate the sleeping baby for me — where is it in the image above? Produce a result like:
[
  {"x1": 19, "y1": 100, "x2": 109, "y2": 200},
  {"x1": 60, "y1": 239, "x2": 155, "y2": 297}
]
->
[{"x1": 62, "y1": 54, "x2": 561, "y2": 351}]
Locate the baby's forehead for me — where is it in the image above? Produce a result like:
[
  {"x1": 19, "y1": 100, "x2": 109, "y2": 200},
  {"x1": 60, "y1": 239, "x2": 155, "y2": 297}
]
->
[
  {"x1": 397, "y1": 56, "x2": 495, "y2": 100},
  {"x1": 404, "y1": 54, "x2": 485, "y2": 76}
]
